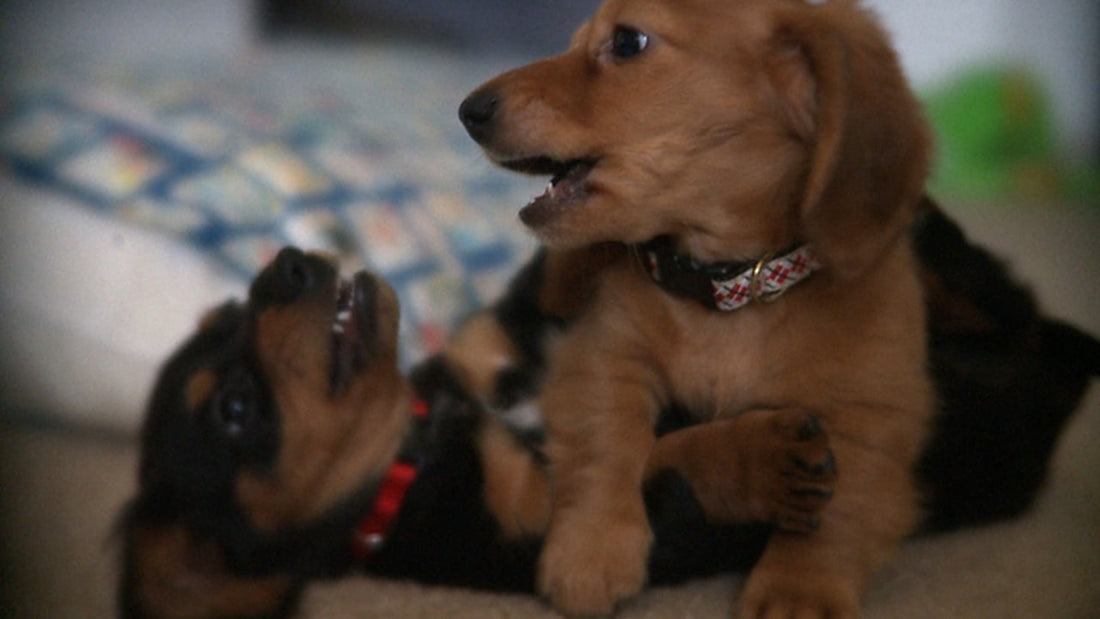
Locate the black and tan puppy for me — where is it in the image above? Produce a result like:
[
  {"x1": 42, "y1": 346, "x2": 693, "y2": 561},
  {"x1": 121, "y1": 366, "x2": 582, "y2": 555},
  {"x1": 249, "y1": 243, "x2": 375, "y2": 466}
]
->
[{"x1": 117, "y1": 247, "x2": 837, "y2": 619}]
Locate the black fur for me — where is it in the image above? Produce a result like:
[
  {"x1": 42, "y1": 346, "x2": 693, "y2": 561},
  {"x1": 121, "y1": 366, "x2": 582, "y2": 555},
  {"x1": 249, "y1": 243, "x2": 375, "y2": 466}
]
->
[
  {"x1": 486, "y1": 250, "x2": 566, "y2": 409},
  {"x1": 913, "y1": 203, "x2": 1100, "y2": 530},
  {"x1": 643, "y1": 470, "x2": 769, "y2": 583},
  {"x1": 363, "y1": 357, "x2": 541, "y2": 591}
]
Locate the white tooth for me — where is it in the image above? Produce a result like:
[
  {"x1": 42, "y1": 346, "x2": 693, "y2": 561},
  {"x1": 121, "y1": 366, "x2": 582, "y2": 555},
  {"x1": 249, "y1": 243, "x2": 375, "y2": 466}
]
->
[
  {"x1": 332, "y1": 323, "x2": 345, "y2": 334},
  {"x1": 336, "y1": 309, "x2": 351, "y2": 322}
]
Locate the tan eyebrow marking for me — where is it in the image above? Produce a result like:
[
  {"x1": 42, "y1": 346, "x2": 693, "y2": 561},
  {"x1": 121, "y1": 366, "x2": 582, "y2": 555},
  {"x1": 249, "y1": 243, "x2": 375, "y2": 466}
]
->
[{"x1": 186, "y1": 370, "x2": 219, "y2": 412}]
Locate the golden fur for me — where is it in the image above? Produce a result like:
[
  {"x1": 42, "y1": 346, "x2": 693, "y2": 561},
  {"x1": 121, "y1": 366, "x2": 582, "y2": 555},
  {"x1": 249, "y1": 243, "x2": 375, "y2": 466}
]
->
[
  {"x1": 644, "y1": 408, "x2": 835, "y2": 531},
  {"x1": 443, "y1": 311, "x2": 523, "y2": 404},
  {"x1": 444, "y1": 305, "x2": 838, "y2": 544},
  {"x1": 184, "y1": 370, "x2": 219, "y2": 414},
  {"x1": 462, "y1": 0, "x2": 935, "y2": 616},
  {"x1": 478, "y1": 419, "x2": 554, "y2": 539}
]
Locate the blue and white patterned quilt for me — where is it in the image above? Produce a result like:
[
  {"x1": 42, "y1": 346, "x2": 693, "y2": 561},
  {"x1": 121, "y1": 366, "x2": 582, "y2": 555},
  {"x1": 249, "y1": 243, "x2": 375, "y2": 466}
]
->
[{"x1": 0, "y1": 44, "x2": 541, "y2": 367}]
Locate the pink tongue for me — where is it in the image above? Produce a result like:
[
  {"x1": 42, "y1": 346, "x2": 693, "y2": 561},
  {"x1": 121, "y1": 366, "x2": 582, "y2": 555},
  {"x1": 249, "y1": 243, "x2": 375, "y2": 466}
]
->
[
  {"x1": 543, "y1": 179, "x2": 566, "y2": 201},
  {"x1": 545, "y1": 162, "x2": 590, "y2": 201}
]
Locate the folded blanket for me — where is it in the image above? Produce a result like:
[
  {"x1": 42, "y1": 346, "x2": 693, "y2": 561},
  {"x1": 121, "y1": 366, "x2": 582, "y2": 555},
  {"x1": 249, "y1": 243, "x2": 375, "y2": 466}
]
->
[{"x1": 0, "y1": 43, "x2": 540, "y2": 377}]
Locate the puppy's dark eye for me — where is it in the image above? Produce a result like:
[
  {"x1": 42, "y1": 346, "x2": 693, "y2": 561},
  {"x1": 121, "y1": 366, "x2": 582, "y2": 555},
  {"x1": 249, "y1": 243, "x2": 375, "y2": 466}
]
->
[
  {"x1": 610, "y1": 26, "x2": 649, "y2": 60},
  {"x1": 214, "y1": 388, "x2": 254, "y2": 438}
]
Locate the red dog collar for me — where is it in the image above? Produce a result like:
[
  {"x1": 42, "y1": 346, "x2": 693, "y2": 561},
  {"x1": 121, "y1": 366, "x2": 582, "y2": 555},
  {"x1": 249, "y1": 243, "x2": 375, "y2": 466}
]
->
[
  {"x1": 639, "y1": 237, "x2": 822, "y2": 311},
  {"x1": 351, "y1": 398, "x2": 429, "y2": 560},
  {"x1": 352, "y1": 461, "x2": 417, "y2": 559}
]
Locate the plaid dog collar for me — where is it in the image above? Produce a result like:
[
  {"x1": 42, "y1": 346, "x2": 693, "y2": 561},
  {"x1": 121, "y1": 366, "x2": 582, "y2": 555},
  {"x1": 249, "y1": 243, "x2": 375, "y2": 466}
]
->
[{"x1": 638, "y1": 236, "x2": 822, "y2": 311}]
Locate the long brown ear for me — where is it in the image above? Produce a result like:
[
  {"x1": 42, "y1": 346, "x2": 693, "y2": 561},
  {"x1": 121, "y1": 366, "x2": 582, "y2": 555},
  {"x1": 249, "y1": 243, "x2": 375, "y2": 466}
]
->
[
  {"x1": 120, "y1": 521, "x2": 298, "y2": 618},
  {"x1": 770, "y1": 1, "x2": 932, "y2": 277}
]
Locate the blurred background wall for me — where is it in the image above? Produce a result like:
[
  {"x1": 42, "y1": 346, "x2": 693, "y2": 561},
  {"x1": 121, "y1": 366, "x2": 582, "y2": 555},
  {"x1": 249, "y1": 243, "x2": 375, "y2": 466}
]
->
[
  {"x1": 881, "y1": 0, "x2": 1099, "y2": 171},
  {"x1": 2, "y1": 0, "x2": 1095, "y2": 159}
]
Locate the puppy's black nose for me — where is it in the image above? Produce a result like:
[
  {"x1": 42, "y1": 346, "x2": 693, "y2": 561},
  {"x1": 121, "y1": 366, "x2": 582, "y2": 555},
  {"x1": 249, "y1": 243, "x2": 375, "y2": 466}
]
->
[
  {"x1": 274, "y1": 247, "x2": 313, "y2": 298},
  {"x1": 251, "y1": 247, "x2": 321, "y2": 304},
  {"x1": 459, "y1": 88, "x2": 499, "y2": 144}
]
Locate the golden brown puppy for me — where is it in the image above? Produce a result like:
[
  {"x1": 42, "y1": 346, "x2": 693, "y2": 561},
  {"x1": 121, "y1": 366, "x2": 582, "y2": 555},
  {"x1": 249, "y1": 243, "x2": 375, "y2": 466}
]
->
[{"x1": 459, "y1": 0, "x2": 933, "y2": 616}]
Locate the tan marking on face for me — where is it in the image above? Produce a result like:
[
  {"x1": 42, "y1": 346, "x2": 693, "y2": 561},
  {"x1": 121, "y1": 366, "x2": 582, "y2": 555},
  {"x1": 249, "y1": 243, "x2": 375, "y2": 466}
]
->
[
  {"x1": 235, "y1": 280, "x2": 412, "y2": 532},
  {"x1": 185, "y1": 370, "x2": 218, "y2": 413},
  {"x1": 478, "y1": 420, "x2": 551, "y2": 539},
  {"x1": 235, "y1": 374, "x2": 411, "y2": 532}
]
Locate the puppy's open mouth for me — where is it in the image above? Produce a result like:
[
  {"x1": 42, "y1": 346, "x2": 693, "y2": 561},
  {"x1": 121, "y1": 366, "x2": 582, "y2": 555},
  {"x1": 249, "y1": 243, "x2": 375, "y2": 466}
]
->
[
  {"x1": 330, "y1": 271, "x2": 378, "y2": 395},
  {"x1": 502, "y1": 157, "x2": 597, "y2": 226}
]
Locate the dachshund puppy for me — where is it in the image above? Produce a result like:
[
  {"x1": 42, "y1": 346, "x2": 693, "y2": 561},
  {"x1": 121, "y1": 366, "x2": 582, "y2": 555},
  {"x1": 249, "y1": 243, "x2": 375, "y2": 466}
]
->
[{"x1": 458, "y1": 0, "x2": 1093, "y2": 615}]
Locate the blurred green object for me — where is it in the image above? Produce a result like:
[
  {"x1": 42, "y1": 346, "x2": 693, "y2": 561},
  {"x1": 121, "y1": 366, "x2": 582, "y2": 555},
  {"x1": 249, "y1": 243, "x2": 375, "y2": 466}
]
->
[{"x1": 923, "y1": 66, "x2": 1097, "y2": 203}]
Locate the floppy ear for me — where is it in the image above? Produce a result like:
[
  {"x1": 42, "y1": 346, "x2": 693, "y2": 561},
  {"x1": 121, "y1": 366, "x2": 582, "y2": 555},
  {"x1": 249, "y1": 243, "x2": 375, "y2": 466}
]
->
[
  {"x1": 770, "y1": 1, "x2": 932, "y2": 278},
  {"x1": 119, "y1": 519, "x2": 299, "y2": 618}
]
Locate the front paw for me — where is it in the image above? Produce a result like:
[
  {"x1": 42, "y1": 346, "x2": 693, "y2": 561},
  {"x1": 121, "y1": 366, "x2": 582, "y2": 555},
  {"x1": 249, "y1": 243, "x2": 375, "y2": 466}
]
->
[
  {"x1": 766, "y1": 411, "x2": 837, "y2": 533},
  {"x1": 738, "y1": 560, "x2": 860, "y2": 619},
  {"x1": 538, "y1": 510, "x2": 652, "y2": 616}
]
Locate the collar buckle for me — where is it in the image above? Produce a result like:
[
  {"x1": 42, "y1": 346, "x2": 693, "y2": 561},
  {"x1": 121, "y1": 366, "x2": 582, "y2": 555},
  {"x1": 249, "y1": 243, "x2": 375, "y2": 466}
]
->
[{"x1": 749, "y1": 252, "x2": 784, "y2": 304}]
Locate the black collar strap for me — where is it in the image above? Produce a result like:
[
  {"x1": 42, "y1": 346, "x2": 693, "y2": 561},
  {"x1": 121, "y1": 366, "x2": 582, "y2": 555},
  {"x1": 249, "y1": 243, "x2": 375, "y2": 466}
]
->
[{"x1": 637, "y1": 236, "x2": 823, "y2": 311}]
